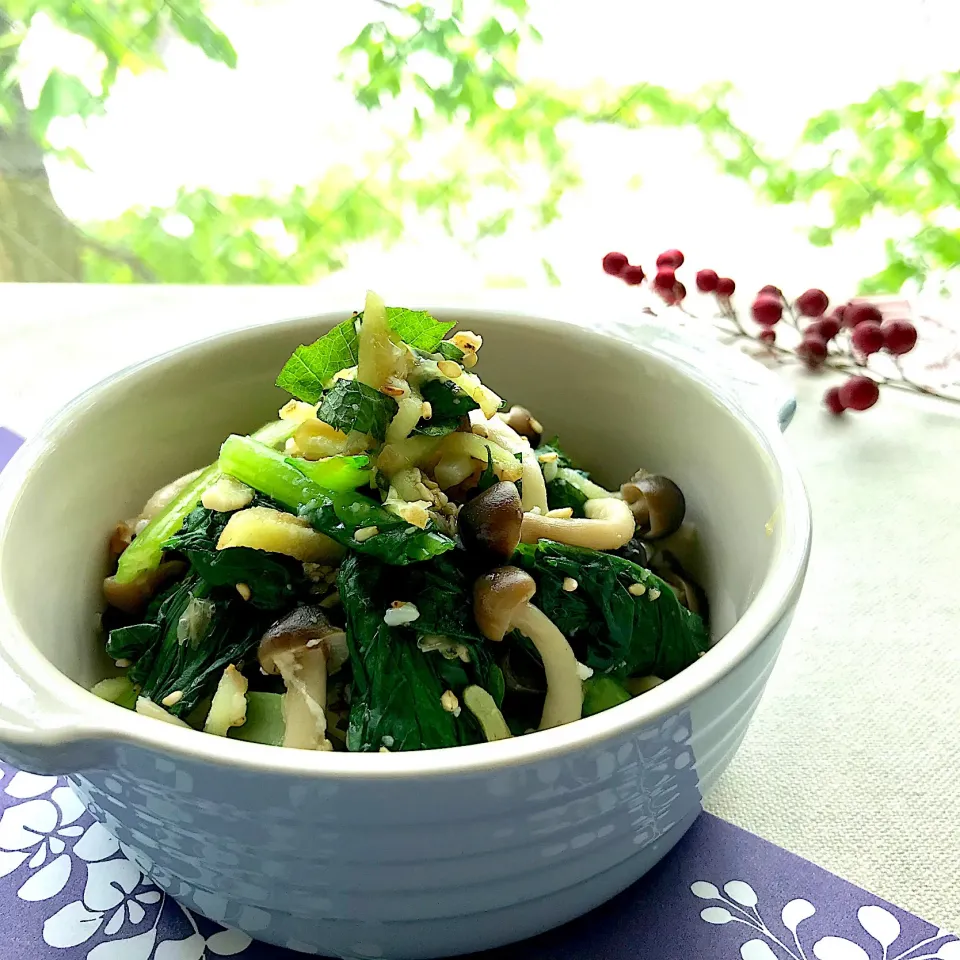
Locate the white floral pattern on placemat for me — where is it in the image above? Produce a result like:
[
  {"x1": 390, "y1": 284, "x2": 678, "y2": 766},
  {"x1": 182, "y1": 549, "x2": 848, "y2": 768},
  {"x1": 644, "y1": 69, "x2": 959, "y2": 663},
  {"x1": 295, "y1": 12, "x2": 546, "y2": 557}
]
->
[
  {"x1": 0, "y1": 766, "x2": 256, "y2": 959},
  {"x1": 692, "y1": 878, "x2": 960, "y2": 960}
]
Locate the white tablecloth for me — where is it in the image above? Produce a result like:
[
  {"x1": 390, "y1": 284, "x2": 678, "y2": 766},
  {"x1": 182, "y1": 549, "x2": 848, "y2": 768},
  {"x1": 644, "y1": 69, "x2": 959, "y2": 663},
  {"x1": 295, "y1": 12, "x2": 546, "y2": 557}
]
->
[{"x1": 2, "y1": 283, "x2": 958, "y2": 931}]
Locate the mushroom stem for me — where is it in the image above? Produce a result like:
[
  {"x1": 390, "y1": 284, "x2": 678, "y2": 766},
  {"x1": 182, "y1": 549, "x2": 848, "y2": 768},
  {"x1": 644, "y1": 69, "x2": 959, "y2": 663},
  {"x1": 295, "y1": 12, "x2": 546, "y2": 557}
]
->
[
  {"x1": 511, "y1": 603, "x2": 583, "y2": 730},
  {"x1": 274, "y1": 648, "x2": 332, "y2": 751},
  {"x1": 475, "y1": 413, "x2": 548, "y2": 514},
  {"x1": 520, "y1": 497, "x2": 635, "y2": 550}
]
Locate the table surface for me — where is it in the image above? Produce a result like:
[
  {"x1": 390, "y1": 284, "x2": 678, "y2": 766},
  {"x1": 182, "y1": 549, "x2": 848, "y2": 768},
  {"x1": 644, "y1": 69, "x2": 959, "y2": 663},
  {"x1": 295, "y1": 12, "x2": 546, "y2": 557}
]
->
[{"x1": 2, "y1": 283, "x2": 958, "y2": 932}]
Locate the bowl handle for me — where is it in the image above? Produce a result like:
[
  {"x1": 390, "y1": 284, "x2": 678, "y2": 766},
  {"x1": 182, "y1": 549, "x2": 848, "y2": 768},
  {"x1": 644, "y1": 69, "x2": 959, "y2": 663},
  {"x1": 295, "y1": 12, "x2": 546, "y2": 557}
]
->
[
  {"x1": 0, "y1": 649, "x2": 111, "y2": 775},
  {"x1": 604, "y1": 316, "x2": 797, "y2": 432}
]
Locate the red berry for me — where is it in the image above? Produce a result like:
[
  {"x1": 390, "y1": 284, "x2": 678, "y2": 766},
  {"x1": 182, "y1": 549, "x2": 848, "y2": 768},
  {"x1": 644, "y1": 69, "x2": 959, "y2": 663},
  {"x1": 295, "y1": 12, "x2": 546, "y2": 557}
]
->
[
  {"x1": 715, "y1": 277, "x2": 736, "y2": 297},
  {"x1": 603, "y1": 252, "x2": 629, "y2": 276},
  {"x1": 622, "y1": 264, "x2": 645, "y2": 286},
  {"x1": 696, "y1": 269, "x2": 719, "y2": 293},
  {"x1": 674, "y1": 281, "x2": 686, "y2": 302},
  {"x1": 797, "y1": 288, "x2": 829, "y2": 318},
  {"x1": 798, "y1": 334, "x2": 828, "y2": 367},
  {"x1": 832, "y1": 305, "x2": 847, "y2": 326},
  {"x1": 809, "y1": 316, "x2": 841, "y2": 341},
  {"x1": 845, "y1": 302, "x2": 883, "y2": 328},
  {"x1": 851, "y1": 320, "x2": 884, "y2": 356},
  {"x1": 657, "y1": 249, "x2": 684, "y2": 269},
  {"x1": 759, "y1": 329, "x2": 776, "y2": 344},
  {"x1": 824, "y1": 386, "x2": 846, "y2": 415},
  {"x1": 839, "y1": 375, "x2": 880, "y2": 411},
  {"x1": 759, "y1": 284, "x2": 783, "y2": 298},
  {"x1": 653, "y1": 269, "x2": 676, "y2": 292},
  {"x1": 881, "y1": 319, "x2": 918, "y2": 356},
  {"x1": 751, "y1": 294, "x2": 783, "y2": 326}
]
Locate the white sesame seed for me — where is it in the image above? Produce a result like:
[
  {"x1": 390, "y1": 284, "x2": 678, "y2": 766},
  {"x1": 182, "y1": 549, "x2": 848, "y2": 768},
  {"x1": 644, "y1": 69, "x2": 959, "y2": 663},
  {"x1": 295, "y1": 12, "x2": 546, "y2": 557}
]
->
[
  {"x1": 538, "y1": 451, "x2": 559, "y2": 464},
  {"x1": 114, "y1": 659, "x2": 131, "y2": 669},
  {"x1": 462, "y1": 353, "x2": 478, "y2": 369},
  {"x1": 562, "y1": 577, "x2": 579, "y2": 592},
  {"x1": 437, "y1": 360, "x2": 462, "y2": 378},
  {"x1": 441, "y1": 690, "x2": 459, "y2": 714},
  {"x1": 546, "y1": 507, "x2": 574, "y2": 519},
  {"x1": 421, "y1": 401, "x2": 433, "y2": 420},
  {"x1": 628, "y1": 582, "x2": 646, "y2": 597},
  {"x1": 648, "y1": 588, "x2": 662, "y2": 601},
  {"x1": 161, "y1": 690, "x2": 184, "y2": 707},
  {"x1": 236, "y1": 583, "x2": 252, "y2": 601},
  {"x1": 354, "y1": 525, "x2": 379, "y2": 543},
  {"x1": 576, "y1": 662, "x2": 594, "y2": 681}
]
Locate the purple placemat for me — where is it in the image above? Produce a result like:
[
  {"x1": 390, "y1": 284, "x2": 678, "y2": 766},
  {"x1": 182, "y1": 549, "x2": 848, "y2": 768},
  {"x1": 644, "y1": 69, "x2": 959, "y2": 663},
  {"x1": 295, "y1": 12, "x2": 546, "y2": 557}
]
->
[{"x1": 0, "y1": 431, "x2": 956, "y2": 960}]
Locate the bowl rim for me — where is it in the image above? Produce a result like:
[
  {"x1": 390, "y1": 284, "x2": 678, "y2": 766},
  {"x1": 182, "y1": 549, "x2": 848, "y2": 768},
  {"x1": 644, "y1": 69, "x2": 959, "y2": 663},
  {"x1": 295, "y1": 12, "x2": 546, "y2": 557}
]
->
[{"x1": 0, "y1": 306, "x2": 811, "y2": 779}]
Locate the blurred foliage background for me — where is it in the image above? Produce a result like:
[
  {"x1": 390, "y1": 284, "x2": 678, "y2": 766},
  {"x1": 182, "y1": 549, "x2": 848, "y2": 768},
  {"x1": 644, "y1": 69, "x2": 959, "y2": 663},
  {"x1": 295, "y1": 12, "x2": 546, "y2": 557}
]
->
[{"x1": 1, "y1": 0, "x2": 959, "y2": 295}]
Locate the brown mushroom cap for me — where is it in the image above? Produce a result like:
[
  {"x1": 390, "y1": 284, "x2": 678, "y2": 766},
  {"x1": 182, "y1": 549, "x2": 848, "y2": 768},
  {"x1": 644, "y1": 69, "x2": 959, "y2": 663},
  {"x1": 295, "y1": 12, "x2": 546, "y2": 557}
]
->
[
  {"x1": 473, "y1": 566, "x2": 536, "y2": 642},
  {"x1": 500, "y1": 406, "x2": 543, "y2": 447},
  {"x1": 620, "y1": 475, "x2": 686, "y2": 540},
  {"x1": 259, "y1": 605, "x2": 348, "y2": 674},
  {"x1": 458, "y1": 481, "x2": 523, "y2": 561}
]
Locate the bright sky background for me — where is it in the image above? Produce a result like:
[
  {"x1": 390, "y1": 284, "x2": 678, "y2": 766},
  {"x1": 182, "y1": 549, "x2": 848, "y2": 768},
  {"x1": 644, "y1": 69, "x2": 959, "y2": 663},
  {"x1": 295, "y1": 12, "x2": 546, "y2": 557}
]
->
[{"x1": 14, "y1": 0, "x2": 960, "y2": 301}]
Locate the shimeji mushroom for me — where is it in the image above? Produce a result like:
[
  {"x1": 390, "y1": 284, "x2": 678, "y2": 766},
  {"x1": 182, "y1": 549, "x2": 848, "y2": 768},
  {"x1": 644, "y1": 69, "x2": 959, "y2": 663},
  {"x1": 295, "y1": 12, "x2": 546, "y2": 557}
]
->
[
  {"x1": 258, "y1": 605, "x2": 349, "y2": 751},
  {"x1": 473, "y1": 567, "x2": 583, "y2": 729},
  {"x1": 519, "y1": 497, "x2": 635, "y2": 551},
  {"x1": 619, "y1": 474, "x2": 686, "y2": 540},
  {"x1": 472, "y1": 411, "x2": 548, "y2": 514},
  {"x1": 498, "y1": 405, "x2": 543, "y2": 448},
  {"x1": 458, "y1": 481, "x2": 523, "y2": 562}
]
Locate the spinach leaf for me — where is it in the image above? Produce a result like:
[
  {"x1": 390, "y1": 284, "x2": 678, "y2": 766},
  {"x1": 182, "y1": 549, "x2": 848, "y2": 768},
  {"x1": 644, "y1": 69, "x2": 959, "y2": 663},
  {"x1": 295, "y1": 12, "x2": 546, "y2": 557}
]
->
[
  {"x1": 299, "y1": 490, "x2": 455, "y2": 564},
  {"x1": 126, "y1": 575, "x2": 274, "y2": 717},
  {"x1": 183, "y1": 546, "x2": 303, "y2": 611},
  {"x1": 515, "y1": 540, "x2": 710, "y2": 679},
  {"x1": 338, "y1": 554, "x2": 478, "y2": 752},
  {"x1": 413, "y1": 377, "x2": 479, "y2": 437},
  {"x1": 106, "y1": 623, "x2": 160, "y2": 662},
  {"x1": 317, "y1": 379, "x2": 398, "y2": 442},
  {"x1": 275, "y1": 315, "x2": 360, "y2": 403},
  {"x1": 163, "y1": 504, "x2": 306, "y2": 610}
]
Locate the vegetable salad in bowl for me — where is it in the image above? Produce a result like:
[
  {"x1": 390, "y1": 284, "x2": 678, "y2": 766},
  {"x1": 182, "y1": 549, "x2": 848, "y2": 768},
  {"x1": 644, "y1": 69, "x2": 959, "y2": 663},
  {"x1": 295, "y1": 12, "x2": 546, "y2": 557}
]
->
[{"x1": 96, "y1": 292, "x2": 710, "y2": 753}]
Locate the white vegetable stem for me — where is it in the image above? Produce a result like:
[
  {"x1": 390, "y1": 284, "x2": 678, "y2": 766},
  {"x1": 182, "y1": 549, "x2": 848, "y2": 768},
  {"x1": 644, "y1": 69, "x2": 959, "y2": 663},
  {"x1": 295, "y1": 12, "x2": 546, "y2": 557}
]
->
[
  {"x1": 475, "y1": 413, "x2": 548, "y2": 514},
  {"x1": 520, "y1": 497, "x2": 635, "y2": 550},
  {"x1": 274, "y1": 648, "x2": 332, "y2": 751},
  {"x1": 511, "y1": 603, "x2": 583, "y2": 729}
]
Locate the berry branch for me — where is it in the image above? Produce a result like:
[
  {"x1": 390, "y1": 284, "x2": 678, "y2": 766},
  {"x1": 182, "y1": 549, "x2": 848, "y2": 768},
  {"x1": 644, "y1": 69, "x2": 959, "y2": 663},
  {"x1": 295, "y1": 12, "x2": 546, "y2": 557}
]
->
[{"x1": 602, "y1": 250, "x2": 960, "y2": 415}]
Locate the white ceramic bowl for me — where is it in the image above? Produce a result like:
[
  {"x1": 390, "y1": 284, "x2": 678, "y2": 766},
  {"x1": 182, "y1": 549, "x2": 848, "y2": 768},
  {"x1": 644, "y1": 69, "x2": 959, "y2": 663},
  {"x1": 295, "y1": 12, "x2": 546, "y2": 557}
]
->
[{"x1": 0, "y1": 309, "x2": 810, "y2": 960}]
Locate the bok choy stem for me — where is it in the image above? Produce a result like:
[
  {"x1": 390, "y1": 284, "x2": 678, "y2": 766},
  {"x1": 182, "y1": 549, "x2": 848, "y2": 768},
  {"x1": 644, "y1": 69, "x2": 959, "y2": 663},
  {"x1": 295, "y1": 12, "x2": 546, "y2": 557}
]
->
[{"x1": 114, "y1": 419, "x2": 297, "y2": 586}]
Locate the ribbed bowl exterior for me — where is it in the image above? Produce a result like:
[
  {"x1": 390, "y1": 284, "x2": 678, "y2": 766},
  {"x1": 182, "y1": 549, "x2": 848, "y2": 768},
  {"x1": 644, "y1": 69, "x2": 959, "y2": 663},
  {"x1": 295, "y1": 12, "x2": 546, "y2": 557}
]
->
[{"x1": 67, "y1": 611, "x2": 792, "y2": 960}]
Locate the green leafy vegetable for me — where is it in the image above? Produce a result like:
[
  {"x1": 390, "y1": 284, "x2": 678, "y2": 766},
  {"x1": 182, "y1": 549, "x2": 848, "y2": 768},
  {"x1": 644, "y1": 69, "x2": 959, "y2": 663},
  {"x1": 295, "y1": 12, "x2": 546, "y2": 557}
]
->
[
  {"x1": 434, "y1": 341, "x2": 465, "y2": 362},
  {"x1": 275, "y1": 308, "x2": 454, "y2": 405},
  {"x1": 229, "y1": 692, "x2": 285, "y2": 746},
  {"x1": 414, "y1": 377, "x2": 480, "y2": 436},
  {"x1": 183, "y1": 547, "x2": 303, "y2": 611},
  {"x1": 219, "y1": 435, "x2": 369, "y2": 509},
  {"x1": 582, "y1": 676, "x2": 632, "y2": 716},
  {"x1": 114, "y1": 419, "x2": 297, "y2": 586},
  {"x1": 476, "y1": 448, "x2": 497, "y2": 492},
  {"x1": 535, "y1": 437, "x2": 610, "y2": 516},
  {"x1": 219, "y1": 433, "x2": 453, "y2": 564},
  {"x1": 338, "y1": 553, "x2": 478, "y2": 752},
  {"x1": 385, "y1": 307, "x2": 454, "y2": 352},
  {"x1": 106, "y1": 624, "x2": 160, "y2": 663},
  {"x1": 317, "y1": 379, "x2": 398, "y2": 442},
  {"x1": 299, "y1": 492, "x2": 454, "y2": 564},
  {"x1": 124, "y1": 575, "x2": 273, "y2": 717},
  {"x1": 275, "y1": 316, "x2": 360, "y2": 403},
  {"x1": 515, "y1": 540, "x2": 710, "y2": 679}
]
